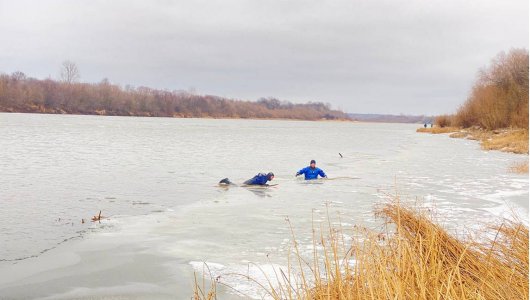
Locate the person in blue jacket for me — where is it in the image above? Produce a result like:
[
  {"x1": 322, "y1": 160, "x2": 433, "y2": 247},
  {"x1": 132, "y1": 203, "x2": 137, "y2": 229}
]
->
[
  {"x1": 243, "y1": 172, "x2": 275, "y2": 186},
  {"x1": 296, "y1": 160, "x2": 327, "y2": 180}
]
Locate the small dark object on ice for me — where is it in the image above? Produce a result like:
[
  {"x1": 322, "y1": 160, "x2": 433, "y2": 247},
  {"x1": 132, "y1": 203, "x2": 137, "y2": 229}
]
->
[
  {"x1": 339, "y1": 153, "x2": 343, "y2": 158},
  {"x1": 91, "y1": 210, "x2": 103, "y2": 222},
  {"x1": 219, "y1": 178, "x2": 232, "y2": 185}
]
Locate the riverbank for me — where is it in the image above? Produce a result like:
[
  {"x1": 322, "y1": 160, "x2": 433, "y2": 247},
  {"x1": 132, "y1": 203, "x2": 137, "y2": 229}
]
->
[
  {"x1": 0, "y1": 109, "x2": 353, "y2": 122},
  {"x1": 417, "y1": 127, "x2": 529, "y2": 155},
  {"x1": 194, "y1": 201, "x2": 529, "y2": 300}
]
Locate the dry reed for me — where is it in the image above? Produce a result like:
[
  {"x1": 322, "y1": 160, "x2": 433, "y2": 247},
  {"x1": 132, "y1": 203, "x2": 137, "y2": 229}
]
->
[
  {"x1": 416, "y1": 127, "x2": 460, "y2": 134},
  {"x1": 509, "y1": 161, "x2": 529, "y2": 174},
  {"x1": 193, "y1": 264, "x2": 218, "y2": 300},
  {"x1": 417, "y1": 126, "x2": 529, "y2": 154},
  {"x1": 193, "y1": 201, "x2": 529, "y2": 299},
  {"x1": 480, "y1": 129, "x2": 529, "y2": 154}
]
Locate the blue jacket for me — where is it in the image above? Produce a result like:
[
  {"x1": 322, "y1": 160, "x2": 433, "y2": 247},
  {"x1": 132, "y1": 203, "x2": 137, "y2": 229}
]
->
[
  {"x1": 244, "y1": 173, "x2": 271, "y2": 185},
  {"x1": 297, "y1": 167, "x2": 326, "y2": 180}
]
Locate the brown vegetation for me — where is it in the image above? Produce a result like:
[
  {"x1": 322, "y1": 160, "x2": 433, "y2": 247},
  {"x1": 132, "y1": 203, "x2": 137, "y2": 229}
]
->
[
  {"x1": 509, "y1": 161, "x2": 529, "y2": 174},
  {"x1": 0, "y1": 71, "x2": 347, "y2": 120},
  {"x1": 418, "y1": 127, "x2": 529, "y2": 154},
  {"x1": 416, "y1": 127, "x2": 460, "y2": 134},
  {"x1": 434, "y1": 114, "x2": 453, "y2": 128},
  {"x1": 452, "y1": 49, "x2": 529, "y2": 130},
  {"x1": 480, "y1": 129, "x2": 529, "y2": 154},
  {"x1": 91, "y1": 210, "x2": 103, "y2": 222},
  {"x1": 193, "y1": 201, "x2": 529, "y2": 299},
  {"x1": 448, "y1": 131, "x2": 468, "y2": 139},
  {"x1": 419, "y1": 49, "x2": 529, "y2": 154}
]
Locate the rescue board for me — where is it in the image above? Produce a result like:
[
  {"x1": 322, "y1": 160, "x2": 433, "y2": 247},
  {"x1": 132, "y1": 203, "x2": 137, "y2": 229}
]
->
[
  {"x1": 217, "y1": 183, "x2": 279, "y2": 188},
  {"x1": 242, "y1": 183, "x2": 279, "y2": 189}
]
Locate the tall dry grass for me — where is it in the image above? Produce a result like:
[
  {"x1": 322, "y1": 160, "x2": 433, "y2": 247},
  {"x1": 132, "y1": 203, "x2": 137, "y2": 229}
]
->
[
  {"x1": 193, "y1": 202, "x2": 529, "y2": 299},
  {"x1": 509, "y1": 161, "x2": 529, "y2": 174},
  {"x1": 416, "y1": 127, "x2": 460, "y2": 134},
  {"x1": 193, "y1": 270, "x2": 217, "y2": 300},
  {"x1": 481, "y1": 129, "x2": 529, "y2": 154},
  {"x1": 417, "y1": 127, "x2": 529, "y2": 155}
]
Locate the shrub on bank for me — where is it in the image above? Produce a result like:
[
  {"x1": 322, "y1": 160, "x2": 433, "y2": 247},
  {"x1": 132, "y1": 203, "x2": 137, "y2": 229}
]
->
[
  {"x1": 440, "y1": 49, "x2": 529, "y2": 131},
  {"x1": 434, "y1": 114, "x2": 453, "y2": 128}
]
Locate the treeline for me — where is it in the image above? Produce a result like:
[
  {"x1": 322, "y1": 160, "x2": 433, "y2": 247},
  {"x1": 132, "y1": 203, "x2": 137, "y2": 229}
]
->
[
  {"x1": 0, "y1": 73, "x2": 348, "y2": 120},
  {"x1": 435, "y1": 48, "x2": 529, "y2": 130},
  {"x1": 349, "y1": 113, "x2": 431, "y2": 124}
]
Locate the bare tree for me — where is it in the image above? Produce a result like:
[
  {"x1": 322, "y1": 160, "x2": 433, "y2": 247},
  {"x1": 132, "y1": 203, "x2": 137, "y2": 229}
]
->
[
  {"x1": 11, "y1": 71, "x2": 26, "y2": 81},
  {"x1": 60, "y1": 60, "x2": 80, "y2": 83}
]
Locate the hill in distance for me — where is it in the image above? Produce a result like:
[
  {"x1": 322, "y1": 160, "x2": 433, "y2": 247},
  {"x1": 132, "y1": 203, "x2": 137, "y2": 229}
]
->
[{"x1": 348, "y1": 113, "x2": 433, "y2": 124}]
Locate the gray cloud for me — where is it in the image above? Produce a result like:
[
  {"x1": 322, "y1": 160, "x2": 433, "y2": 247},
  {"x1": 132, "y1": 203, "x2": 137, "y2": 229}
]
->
[{"x1": 0, "y1": 0, "x2": 527, "y2": 114}]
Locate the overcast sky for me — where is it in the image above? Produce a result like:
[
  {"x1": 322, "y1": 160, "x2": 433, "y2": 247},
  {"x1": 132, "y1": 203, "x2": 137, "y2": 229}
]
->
[{"x1": 0, "y1": 0, "x2": 528, "y2": 114}]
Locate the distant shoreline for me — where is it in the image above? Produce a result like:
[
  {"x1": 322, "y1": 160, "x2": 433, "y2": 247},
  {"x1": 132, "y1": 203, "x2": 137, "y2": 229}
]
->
[
  {"x1": 0, "y1": 110, "x2": 356, "y2": 122},
  {"x1": 0, "y1": 73, "x2": 349, "y2": 121},
  {"x1": 2, "y1": 111, "x2": 436, "y2": 125}
]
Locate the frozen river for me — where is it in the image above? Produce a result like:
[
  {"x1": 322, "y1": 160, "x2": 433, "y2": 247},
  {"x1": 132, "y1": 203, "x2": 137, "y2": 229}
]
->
[{"x1": 0, "y1": 113, "x2": 527, "y2": 299}]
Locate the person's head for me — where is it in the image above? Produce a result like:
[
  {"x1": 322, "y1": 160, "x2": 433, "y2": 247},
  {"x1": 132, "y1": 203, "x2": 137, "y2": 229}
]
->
[
  {"x1": 267, "y1": 172, "x2": 274, "y2": 181},
  {"x1": 310, "y1": 160, "x2": 316, "y2": 168}
]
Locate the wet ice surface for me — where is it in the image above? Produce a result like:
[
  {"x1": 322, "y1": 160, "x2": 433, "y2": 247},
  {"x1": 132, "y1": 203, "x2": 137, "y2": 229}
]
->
[{"x1": 0, "y1": 113, "x2": 527, "y2": 299}]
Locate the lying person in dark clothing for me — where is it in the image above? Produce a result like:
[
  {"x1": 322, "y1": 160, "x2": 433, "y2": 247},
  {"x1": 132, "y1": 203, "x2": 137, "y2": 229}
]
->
[{"x1": 219, "y1": 172, "x2": 275, "y2": 186}]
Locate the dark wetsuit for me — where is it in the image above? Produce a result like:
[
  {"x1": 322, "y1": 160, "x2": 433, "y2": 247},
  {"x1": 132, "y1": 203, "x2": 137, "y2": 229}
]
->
[{"x1": 243, "y1": 173, "x2": 271, "y2": 185}]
